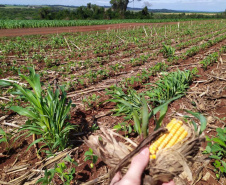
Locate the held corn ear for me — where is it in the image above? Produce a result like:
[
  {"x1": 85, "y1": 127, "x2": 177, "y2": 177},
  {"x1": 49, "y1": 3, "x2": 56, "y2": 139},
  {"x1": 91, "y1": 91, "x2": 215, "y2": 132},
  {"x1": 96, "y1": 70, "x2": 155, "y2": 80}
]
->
[{"x1": 149, "y1": 118, "x2": 188, "y2": 159}]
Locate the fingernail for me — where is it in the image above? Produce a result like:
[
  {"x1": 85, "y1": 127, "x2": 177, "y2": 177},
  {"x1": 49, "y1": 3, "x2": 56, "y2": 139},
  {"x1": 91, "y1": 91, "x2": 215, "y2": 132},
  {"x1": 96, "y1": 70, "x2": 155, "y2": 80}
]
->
[{"x1": 140, "y1": 147, "x2": 149, "y2": 155}]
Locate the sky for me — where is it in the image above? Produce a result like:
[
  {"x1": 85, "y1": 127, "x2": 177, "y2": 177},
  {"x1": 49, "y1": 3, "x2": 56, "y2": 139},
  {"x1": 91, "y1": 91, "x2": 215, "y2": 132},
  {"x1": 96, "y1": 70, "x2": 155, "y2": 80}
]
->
[{"x1": 0, "y1": 0, "x2": 225, "y2": 12}]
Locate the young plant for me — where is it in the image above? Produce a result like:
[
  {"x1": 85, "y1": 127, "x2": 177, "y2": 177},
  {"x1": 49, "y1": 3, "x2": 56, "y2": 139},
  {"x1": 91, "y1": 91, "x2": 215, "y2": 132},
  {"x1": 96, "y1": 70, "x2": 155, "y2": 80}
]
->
[
  {"x1": 0, "y1": 127, "x2": 12, "y2": 151},
  {"x1": 185, "y1": 46, "x2": 200, "y2": 57},
  {"x1": 200, "y1": 52, "x2": 219, "y2": 70},
  {"x1": 106, "y1": 86, "x2": 142, "y2": 120},
  {"x1": 132, "y1": 95, "x2": 183, "y2": 138},
  {"x1": 37, "y1": 168, "x2": 56, "y2": 185},
  {"x1": 82, "y1": 94, "x2": 100, "y2": 109},
  {"x1": 203, "y1": 127, "x2": 226, "y2": 179},
  {"x1": 84, "y1": 148, "x2": 98, "y2": 168},
  {"x1": 146, "y1": 70, "x2": 194, "y2": 105},
  {"x1": 184, "y1": 110, "x2": 207, "y2": 135},
  {"x1": 113, "y1": 122, "x2": 133, "y2": 136},
  {"x1": 149, "y1": 62, "x2": 168, "y2": 76},
  {"x1": 37, "y1": 155, "x2": 78, "y2": 185},
  {"x1": 0, "y1": 67, "x2": 77, "y2": 154},
  {"x1": 160, "y1": 44, "x2": 176, "y2": 58}
]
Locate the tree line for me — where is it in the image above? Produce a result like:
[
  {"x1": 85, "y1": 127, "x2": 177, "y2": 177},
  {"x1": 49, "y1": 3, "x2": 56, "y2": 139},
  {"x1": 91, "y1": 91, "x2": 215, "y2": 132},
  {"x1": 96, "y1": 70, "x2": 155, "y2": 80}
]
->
[{"x1": 0, "y1": 3, "x2": 225, "y2": 20}]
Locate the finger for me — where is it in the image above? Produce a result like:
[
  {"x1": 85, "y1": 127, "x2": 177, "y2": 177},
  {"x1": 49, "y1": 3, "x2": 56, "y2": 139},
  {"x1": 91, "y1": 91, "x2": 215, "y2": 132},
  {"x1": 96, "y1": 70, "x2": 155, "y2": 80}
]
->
[
  {"x1": 163, "y1": 180, "x2": 175, "y2": 185},
  {"x1": 110, "y1": 171, "x2": 122, "y2": 185},
  {"x1": 123, "y1": 147, "x2": 149, "y2": 181}
]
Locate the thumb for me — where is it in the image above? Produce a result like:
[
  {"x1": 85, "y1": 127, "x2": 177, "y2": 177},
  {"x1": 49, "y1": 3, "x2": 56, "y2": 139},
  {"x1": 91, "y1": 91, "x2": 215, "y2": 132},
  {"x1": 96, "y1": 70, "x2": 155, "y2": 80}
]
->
[
  {"x1": 123, "y1": 147, "x2": 149, "y2": 181},
  {"x1": 163, "y1": 181, "x2": 175, "y2": 185}
]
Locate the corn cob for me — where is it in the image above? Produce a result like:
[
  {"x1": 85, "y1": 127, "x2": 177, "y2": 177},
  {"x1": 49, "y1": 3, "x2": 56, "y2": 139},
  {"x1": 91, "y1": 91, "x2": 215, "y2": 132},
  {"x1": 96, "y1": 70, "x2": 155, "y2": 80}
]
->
[{"x1": 149, "y1": 119, "x2": 188, "y2": 159}]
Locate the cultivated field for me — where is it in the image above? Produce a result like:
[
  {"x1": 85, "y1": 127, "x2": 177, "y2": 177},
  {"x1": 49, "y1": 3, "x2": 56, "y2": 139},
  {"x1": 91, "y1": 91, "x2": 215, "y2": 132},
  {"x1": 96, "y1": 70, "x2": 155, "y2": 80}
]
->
[
  {"x1": 0, "y1": 19, "x2": 211, "y2": 29},
  {"x1": 0, "y1": 20, "x2": 225, "y2": 185}
]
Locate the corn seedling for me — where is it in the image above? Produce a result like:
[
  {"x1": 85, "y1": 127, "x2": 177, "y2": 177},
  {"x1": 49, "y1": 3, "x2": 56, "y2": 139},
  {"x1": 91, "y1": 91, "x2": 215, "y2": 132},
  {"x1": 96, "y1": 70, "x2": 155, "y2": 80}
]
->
[
  {"x1": 185, "y1": 46, "x2": 200, "y2": 57},
  {"x1": 0, "y1": 127, "x2": 12, "y2": 151},
  {"x1": 160, "y1": 44, "x2": 176, "y2": 58},
  {"x1": 0, "y1": 67, "x2": 77, "y2": 154},
  {"x1": 146, "y1": 69, "x2": 194, "y2": 105},
  {"x1": 200, "y1": 52, "x2": 219, "y2": 70},
  {"x1": 106, "y1": 86, "x2": 143, "y2": 120}
]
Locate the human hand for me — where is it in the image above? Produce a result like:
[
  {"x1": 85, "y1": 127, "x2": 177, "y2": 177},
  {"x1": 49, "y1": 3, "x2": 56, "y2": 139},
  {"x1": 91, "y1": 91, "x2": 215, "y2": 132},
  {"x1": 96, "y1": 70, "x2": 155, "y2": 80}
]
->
[{"x1": 110, "y1": 147, "x2": 175, "y2": 185}]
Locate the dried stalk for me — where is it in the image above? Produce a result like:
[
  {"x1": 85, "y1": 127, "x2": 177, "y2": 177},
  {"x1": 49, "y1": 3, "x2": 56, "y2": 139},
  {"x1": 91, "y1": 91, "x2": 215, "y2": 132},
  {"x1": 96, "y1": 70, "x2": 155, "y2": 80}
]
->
[{"x1": 64, "y1": 36, "x2": 72, "y2": 52}]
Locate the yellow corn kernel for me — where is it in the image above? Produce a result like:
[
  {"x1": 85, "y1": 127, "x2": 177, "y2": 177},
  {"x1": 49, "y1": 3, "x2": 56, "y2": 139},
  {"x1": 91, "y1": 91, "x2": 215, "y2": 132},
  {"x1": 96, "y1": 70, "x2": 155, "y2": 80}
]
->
[
  {"x1": 166, "y1": 118, "x2": 178, "y2": 129},
  {"x1": 149, "y1": 119, "x2": 187, "y2": 159},
  {"x1": 158, "y1": 121, "x2": 182, "y2": 150},
  {"x1": 165, "y1": 126, "x2": 185, "y2": 148},
  {"x1": 149, "y1": 134, "x2": 167, "y2": 154},
  {"x1": 177, "y1": 129, "x2": 188, "y2": 143}
]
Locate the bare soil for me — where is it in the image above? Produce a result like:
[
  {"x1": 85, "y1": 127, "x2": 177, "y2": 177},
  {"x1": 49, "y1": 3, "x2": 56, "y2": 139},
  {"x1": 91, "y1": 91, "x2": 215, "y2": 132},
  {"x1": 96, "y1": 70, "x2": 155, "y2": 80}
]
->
[{"x1": 0, "y1": 21, "x2": 212, "y2": 37}]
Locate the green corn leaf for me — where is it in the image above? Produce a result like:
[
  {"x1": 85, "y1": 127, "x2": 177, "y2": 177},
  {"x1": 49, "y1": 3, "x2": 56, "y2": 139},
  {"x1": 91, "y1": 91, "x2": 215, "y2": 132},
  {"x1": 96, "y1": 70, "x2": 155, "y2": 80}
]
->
[
  {"x1": 185, "y1": 110, "x2": 207, "y2": 134},
  {"x1": 141, "y1": 96, "x2": 149, "y2": 138},
  {"x1": 191, "y1": 120, "x2": 198, "y2": 132},
  {"x1": 0, "y1": 128, "x2": 6, "y2": 135},
  {"x1": 221, "y1": 161, "x2": 226, "y2": 170},
  {"x1": 0, "y1": 80, "x2": 12, "y2": 87},
  {"x1": 132, "y1": 110, "x2": 141, "y2": 134},
  {"x1": 155, "y1": 104, "x2": 168, "y2": 131},
  {"x1": 10, "y1": 106, "x2": 38, "y2": 119},
  {"x1": 150, "y1": 94, "x2": 183, "y2": 118},
  {"x1": 20, "y1": 125, "x2": 44, "y2": 135},
  {"x1": 19, "y1": 67, "x2": 42, "y2": 98},
  {"x1": 117, "y1": 99, "x2": 133, "y2": 110},
  {"x1": 0, "y1": 138, "x2": 7, "y2": 143},
  {"x1": 26, "y1": 137, "x2": 44, "y2": 151}
]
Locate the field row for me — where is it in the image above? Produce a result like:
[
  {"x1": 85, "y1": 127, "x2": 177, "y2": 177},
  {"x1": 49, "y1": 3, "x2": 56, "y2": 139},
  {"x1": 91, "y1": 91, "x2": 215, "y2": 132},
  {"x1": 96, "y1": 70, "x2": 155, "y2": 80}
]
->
[
  {"x1": 0, "y1": 20, "x2": 225, "y2": 90},
  {"x1": 0, "y1": 19, "x2": 213, "y2": 29}
]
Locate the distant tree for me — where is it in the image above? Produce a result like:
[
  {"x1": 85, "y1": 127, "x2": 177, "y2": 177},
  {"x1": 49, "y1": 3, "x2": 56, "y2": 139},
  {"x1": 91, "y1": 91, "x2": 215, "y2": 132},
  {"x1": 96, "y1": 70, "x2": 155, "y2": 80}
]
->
[
  {"x1": 76, "y1": 6, "x2": 86, "y2": 19},
  {"x1": 141, "y1": 6, "x2": 149, "y2": 16},
  {"x1": 87, "y1": 3, "x2": 92, "y2": 9},
  {"x1": 39, "y1": 7, "x2": 53, "y2": 19},
  {"x1": 92, "y1": 4, "x2": 105, "y2": 19},
  {"x1": 105, "y1": 8, "x2": 119, "y2": 19},
  {"x1": 110, "y1": 0, "x2": 142, "y2": 16}
]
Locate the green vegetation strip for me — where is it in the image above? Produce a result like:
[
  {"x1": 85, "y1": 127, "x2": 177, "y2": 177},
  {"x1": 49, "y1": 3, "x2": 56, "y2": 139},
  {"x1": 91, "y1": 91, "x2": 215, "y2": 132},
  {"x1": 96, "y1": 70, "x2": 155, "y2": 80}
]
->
[{"x1": 0, "y1": 19, "x2": 209, "y2": 29}]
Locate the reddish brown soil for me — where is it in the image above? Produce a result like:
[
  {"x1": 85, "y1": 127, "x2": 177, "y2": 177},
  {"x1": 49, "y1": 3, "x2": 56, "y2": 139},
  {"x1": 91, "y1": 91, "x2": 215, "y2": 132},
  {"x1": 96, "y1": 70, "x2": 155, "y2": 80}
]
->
[
  {"x1": 0, "y1": 23, "x2": 153, "y2": 37},
  {"x1": 0, "y1": 21, "x2": 208, "y2": 37}
]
